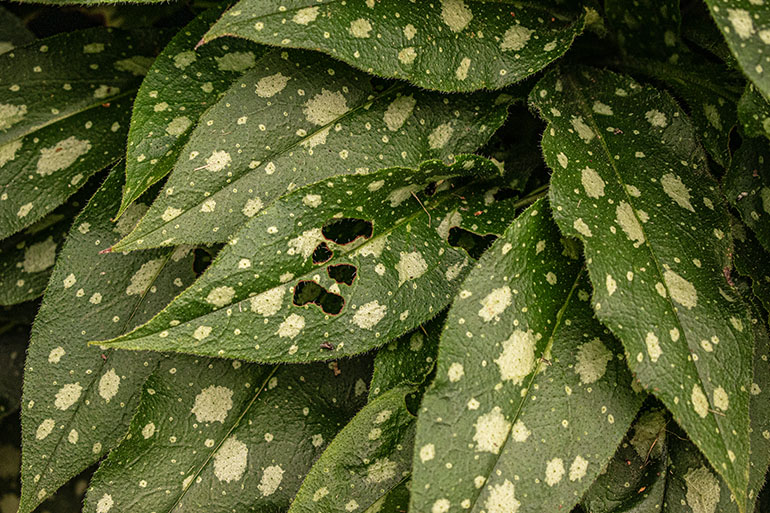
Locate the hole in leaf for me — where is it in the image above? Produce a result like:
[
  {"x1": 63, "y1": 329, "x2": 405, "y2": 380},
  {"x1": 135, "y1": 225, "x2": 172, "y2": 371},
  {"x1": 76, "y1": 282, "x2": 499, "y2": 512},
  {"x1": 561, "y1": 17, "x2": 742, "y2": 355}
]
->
[
  {"x1": 312, "y1": 242, "x2": 333, "y2": 265},
  {"x1": 322, "y1": 218, "x2": 373, "y2": 245},
  {"x1": 327, "y1": 263, "x2": 357, "y2": 285},
  {"x1": 292, "y1": 280, "x2": 344, "y2": 315},
  {"x1": 448, "y1": 227, "x2": 497, "y2": 260}
]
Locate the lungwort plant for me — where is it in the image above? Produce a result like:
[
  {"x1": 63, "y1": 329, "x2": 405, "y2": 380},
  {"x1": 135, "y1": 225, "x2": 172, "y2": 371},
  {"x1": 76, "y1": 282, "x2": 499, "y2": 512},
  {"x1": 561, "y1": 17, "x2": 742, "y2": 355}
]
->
[{"x1": 1, "y1": 1, "x2": 770, "y2": 512}]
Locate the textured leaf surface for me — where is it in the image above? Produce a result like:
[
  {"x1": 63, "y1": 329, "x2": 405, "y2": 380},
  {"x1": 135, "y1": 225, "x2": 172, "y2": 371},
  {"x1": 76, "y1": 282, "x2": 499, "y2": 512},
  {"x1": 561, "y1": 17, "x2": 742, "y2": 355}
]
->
[
  {"x1": 532, "y1": 66, "x2": 754, "y2": 508},
  {"x1": 725, "y1": 137, "x2": 770, "y2": 253},
  {"x1": 734, "y1": 227, "x2": 770, "y2": 316},
  {"x1": 704, "y1": 0, "x2": 770, "y2": 100},
  {"x1": 101, "y1": 157, "x2": 519, "y2": 362},
  {"x1": 84, "y1": 356, "x2": 370, "y2": 513},
  {"x1": 605, "y1": 0, "x2": 681, "y2": 60},
  {"x1": 19, "y1": 167, "x2": 195, "y2": 513},
  {"x1": 0, "y1": 324, "x2": 27, "y2": 420},
  {"x1": 738, "y1": 84, "x2": 770, "y2": 141},
  {"x1": 0, "y1": 27, "x2": 167, "y2": 240},
  {"x1": 203, "y1": 0, "x2": 585, "y2": 93},
  {"x1": 289, "y1": 385, "x2": 415, "y2": 513},
  {"x1": 0, "y1": 7, "x2": 34, "y2": 55},
  {"x1": 112, "y1": 48, "x2": 514, "y2": 251},
  {"x1": 119, "y1": 7, "x2": 267, "y2": 217},
  {"x1": 411, "y1": 200, "x2": 643, "y2": 513}
]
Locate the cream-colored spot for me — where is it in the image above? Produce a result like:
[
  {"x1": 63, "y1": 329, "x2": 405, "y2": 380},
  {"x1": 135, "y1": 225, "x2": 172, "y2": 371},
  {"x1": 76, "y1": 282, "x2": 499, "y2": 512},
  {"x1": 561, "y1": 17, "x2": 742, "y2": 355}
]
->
[
  {"x1": 616, "y1": 201, "x2": 645, "y2": 247},
  {"x1": 287, "y1": 228, "x2": 324, "y2": 260},
  {"x1": 173, "y1": 51, "x2": 196, "y2": 69},
  {"x1": 645, "y1": 109, "x2": 668, "y2": 127},
  {"x1": 192, "y1": 385, "x2": 233, "y2": 423},
  {"x1": 55, "y1": 383, "x2": 82, "y2": 410},
  {"x1": 0, "y1": 139, "x2": 22, "y2": 168},
  {"x1": 727, "y1": 8, "x2": 754, "y2": 39},
  {"x1": 352, "y1": 300, "x2": 387, "y2": 330},
  {"x1": 48, "y1": 346, "x2": 65, "y2": 363},
  {"x1": 96, "y1": 493, "x2": 113, "y2": 513},
  {"x1": 256, "y1": 72, "x2": 290, "y2": 98},
  {"x1": 302, "y1": 194, "x2": 322, "y2": 208},
  {"x1": 166, "y1": 116, "x2": 191, "y2": 136},
  {"x1": 215, "y1": 52, "x2": 255, "y2": 72},
  {"x1": 277, "y1": 313, "x2": 305, "y2": 338},
  {"x1": 440, "y1": 0, "x2": 473, "y2": 33},
  {"x1": 437, "y1": 210, "x2": 462, "y2": 240},
  {"x1": 569, "y1": 455, "x2": 588, "y2": 481},
  {"x1": 691, "y1": 384, "x2": 709, "y2": 418},
  {"x1": 571, "y1": 116, "x2": 595, "y2": 143},
  {"x1": 663, "y1": 269, "x2": 697, "y2": 309},
  {"x1": 685, "y1": 466, "x2": 720, "y2": 513},
  {"x1": 258, "y1": 465, "x2": 284, "y2": 496},
  {"x1": 479, "y1": 286, "x2": 512, "y2": 322},
  {"x1": 398, "y1": 47, "x2": 417, "y2": 64},
  {"x1": 142, "y1": 422, "x2": 155, "y2": 439},
  {"x1": 214, "y1": 436, "x2": 248, "y2": 483},
  {"x1": 349, "y1": 18, "x2": 372, "y2": 38},
  {"x1": 304, "y1": 89, "x2": 349, "y2": 126},
  {"x1": 293, "y1": 6, "x2": 319, "y2": 25},
  {"x1": 573, "y1": 218, "x2": 592, "y2": 237},
  {"x1": 404, "y1": 24, "x2": 417, "y2": 40},
  {"x1": 646, "y1": 332, "x2": 662, "y2": 362},
  {"x1": 420, "y1": 444, "x2": 435, "y2": 462},
  {"x1": 242, "y1": 197, "x2": 264, "y2": 217},
  {"x1": 126, "y1": 259, "x2": 164, "y2": 295},
  {"x1": 592, "y1": 101, "x2": 613, "y2": 115},
  {"x1": 713, "y1": 387, "x2": 729, "y2": 411},
  {"x1": 99, "y1": 369, "x2": 120, "y2": 402},
  {"x1": 384, "y1": 95, "x2": 416, "y2": 131},
  {"x1": 495, "y1": 329, "x2": 536, "y2": 384},
  {"x1": 23, "y1": 237, "x2": 57, "y2": 273},
  {"x1": 447, "y1": 362, "x2": 464, "y2": 382},
  {"x1": 511, "y1": 420, "x2": 530, "y2": 442},
  {"x1": 396, "y1": 251, "x2": 428, "y2": 285},
  {"x1": 661, "y1": 173, "x2": 694, "y2": 211},
  {"x1": 581, "y1": 167, "x2": 605, "y2": 198},
  {"x1": 0, "y1": 103, "x2": 27, "y2": 131},
  {"x1": 36, "y1": 419, "x2": 55, "y2": 440},
  {"x1": 485, "y1": 480, "x2": 519, "y2": 513},
  {"x1": 161, "y1": 206, "x2": 181, "y2": 222},
  {"x1": 545, "y1": 458, "x2": 565, "y2": 486},
  {"x1": 428, "y1": 122, "x2": 454, "y2": 149},
  {"x1": 574, "y1": 338, "x2": 612, "y2": 384},
  {"x1": 501, "y1": 25, "x2": 533, "y2": 51},
  {"x1": 366, "y1": 458, "x2": 398, "y2": 483},
  {"x1": 455, "y1": 57, "x2": 471, "y2": 80},
  {"x1": 206, "y1": 286, "x2": 235, "y2": 308},
  {"x1": 36, "y1": 136, "x2": 91, "y2": 176},
  {"x1": 606, "y1": 274, "x2": 617, "y2": 295},
  {"x1": 473, "y1": 407, "x2": 510, "y2": 454},
  {"x1": 206, "y1": 150, "x2": 231, "y2": 172},
  {"x1": 250, "y1": 287, "x2": 285, "y2": 316}
]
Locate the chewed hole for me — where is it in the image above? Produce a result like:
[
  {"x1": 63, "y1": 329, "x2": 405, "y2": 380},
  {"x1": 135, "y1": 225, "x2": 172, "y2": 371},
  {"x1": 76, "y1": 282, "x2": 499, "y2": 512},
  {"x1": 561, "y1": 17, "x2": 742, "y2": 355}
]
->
[
  {"x1": 448, "y1": 227, "x2": 497, "y2": 260},
  {"x1": 292, "y1": 280, "x2": 344, "y2": 315},
  {"x1": 322, "y1": 217, "x2": 373, "y2": 245},
  {"x1": 312, "y1": 242, "x2": 333, "y2": 264},
  {"x1": 327, "y1": 263, "x2": 357, "y2": 285}
]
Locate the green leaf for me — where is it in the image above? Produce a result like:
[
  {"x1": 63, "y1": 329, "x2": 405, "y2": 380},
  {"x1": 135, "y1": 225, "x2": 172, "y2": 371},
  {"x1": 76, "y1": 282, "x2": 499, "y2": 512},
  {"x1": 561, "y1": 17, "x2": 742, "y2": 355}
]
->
[
  {"x1": 531, "y1": 66, "x2": 754, "y2": 509},
  {"x1": 734, "y1": 226, "x2": 770, "y2": 317},
  {"x1": 0, "y1": 179, "x2": 97, "y2": 306},
  {"x1": 118, "y1": 7, "x2": 267, "y2": 218},
  {"x1": 0, "y1": 7, "x2": 35, "y2": 56},
  {"x1": 703, "y1": 0, "x2": 770, "y2": 100},
  {"x1": 738, "y1": 84, "x2": 770, "y2": 141},
  {"x1": 0, "y1": 27, "x2": 168, "y2": 240},
  {"x1": 84, "y1": 356, "x2": 371, "y2": 513},
  {"x1": 724, "y1": 137, "x2": 770, "y2": 253},
  {"x1": 288, "y1": 384, "x2": 415, "y2": 513},
  {"x1": 605, "y1": 0, "x2": 681, "y2": 60},
  {"x1": 98, "y1": 156, "x2": 520, "y2": 362},
  {"x1": 0, "y1": 324, "x2": 27, "y2": 420},
  {"x1": 111, "y1": 48, "x2": 515, "y2": 252},
  {"x1": 202, "y1": 0, "x2": 585, "y2": 93},
  {"x1": 411, "y1": 200, "x2": 643, "y2": 513},
  {"x1": 19, "y1": 166, "x2": 196, "y2": 513}
]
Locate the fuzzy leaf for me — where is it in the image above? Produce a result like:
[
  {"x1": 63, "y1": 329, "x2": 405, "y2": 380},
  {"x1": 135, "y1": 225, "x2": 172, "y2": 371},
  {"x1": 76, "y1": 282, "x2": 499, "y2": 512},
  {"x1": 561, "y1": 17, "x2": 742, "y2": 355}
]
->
[
  {"x1": 532, "y1": 66, "x2": 754, "y2": 509},
  {"x1": 84, "y1": 356, "x2": 370, "y2": 513},
  {"x1": 0, "y1": 7, "x2": 35, "y2": 55},
  {"x1": 0, "y1": 324, "x2": 27, "y2": 420},
  {"x1": 203, "y1": 0, "x2": 585, "y2": 93},
  {"x1": 0, "y1": 27, "x2": 168, "y2": 240},
  {"x1": 111, "y1": 48, "x2": 514, "y2": 251},
  {"x1": 118, "y1": 7, "x2": 267, "y2": 217},
  {"x1": 99, "y1": 156, "x2": 519, "y2": 362},
  {"x1": 411, "y1": 200, "x2": 643, "y2": 513},
  {"x1": 19, "y1": 166, "x2": 195, "y2": 513},
  {"x1": 738, "y1": 84, "x2": 770, "y2": 141},
  {"x1": 724, "y1": 137, "x2": 770, "y2": 253},
  {"x1": 703, "y1": 0, "x2": 770, "y2": 100}
]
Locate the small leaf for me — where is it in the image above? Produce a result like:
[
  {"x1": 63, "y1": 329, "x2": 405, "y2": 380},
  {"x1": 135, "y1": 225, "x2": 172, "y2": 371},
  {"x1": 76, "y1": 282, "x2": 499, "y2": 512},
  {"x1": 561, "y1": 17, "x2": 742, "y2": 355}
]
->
[
  {"x1": 19, "y1": 165, "x2": 195, "y2": 513},
  {"x1": 203, "y1": 0, "x2": 585, "y2": 93},
  {"x1": 0, "y1": 324, "x2": 27, "y2": 420},
  {"x1": 703, "y1": 0, "x2": 770, "y2": 100},
  {"x1": 112, "y1": 48, "x2": 515, "y2": 251},
  {"x1": 531, "y1": 66, "x2": 754, "y2": 509},
  {"x1": 99, "y1": 156, "x2": 519, "y2": 362},
  {"x1": 411, "y1": 200, "x2": 643, "y2": 513},
  {"x1": 0, "y1": 27, "x2": 168, "y2": 240},
  {"x1": 84, "y1": 356, "x2": 371, "y2": 513},
  {"x1": 118, "y1": 7, "x2": 267, "y2": 217},
  {"x1": 738, "y1": 84, "x2": 770, "y2": 141},
  {"x1": 724, "y1": 137, "x2": 770, "y2": 253},
  {"x1": 0, "y1": 7, "x2": 35, "y2": 55}
]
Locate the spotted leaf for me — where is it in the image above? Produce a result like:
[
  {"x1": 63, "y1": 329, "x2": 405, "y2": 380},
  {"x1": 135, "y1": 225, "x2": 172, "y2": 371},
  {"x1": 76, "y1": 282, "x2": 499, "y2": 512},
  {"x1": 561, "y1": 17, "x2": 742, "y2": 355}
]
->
[
  {"x1": 111, "y1": 48, "x2": 514, "y2": 252},
  {"x1": 725, "y1": 137, "x2": 770, "y2": 254},
  {"x1": 738, "y1": 84, "x2": 770, "y2": 141},
  {"x1": 605, "y1": 0, "x2": 682, "y2": 60},
  {"x1": 734, "y1": 227, "x2": 770, "y2": 317},
  {"x1": 0, "y1": 28, "x2": 169, "y2": 240},
  {"x1": 98, "y1": 156, "x2": 519, "y2": 362},
  {"x1": 202, "y1": 0, "x2": 585, "y2": 93},
  {"x1": 84, "y1": 356, "x2": 370, "y2": 513},
  {"x1": 704, "y1": 0, "x2": 770, "y2": 100},
  {"x1": 532, "y1": 66, "x2": 754, "y2": 509},
  {"x1": 0, "y1": 7, "x2": 34, "y2": 56},
  {"x1": 118, "y1": 7, "x2": 267, "y2": 218},
  {"x1": 411, "y1": 200, "x2": 643, "y2": 513},
  {"x1": 19, "y1": 166, "x2": 195, "y2": 513}
]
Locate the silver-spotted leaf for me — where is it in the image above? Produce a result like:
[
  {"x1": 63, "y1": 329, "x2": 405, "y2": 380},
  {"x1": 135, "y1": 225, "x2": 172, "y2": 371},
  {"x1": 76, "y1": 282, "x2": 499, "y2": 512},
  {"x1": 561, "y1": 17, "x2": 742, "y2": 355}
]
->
[
  {"x1": 738, "y1": 84, "x2": 770, "y2": 141},
  {"x1": 118, "y1": 7, "x2": 267, "y2": 217},
  {"x1": 84, "y1": 356, "x2": 371, "y2": 513},
  {"x1": 703, "y1": 0, "x2": 770, "y2": 100},
  {"x1": 0, "y1": 28, "x2": 169, "y2": 240},
  {"x1": 605, "y1": 0, "x2": 681, "y2": 60},
  {"x1": 411, "y1": 200, "x2": 643, "y2": 513},
  {"x1": 725, "y1": 137, "x2": 770, "y2": 254},
  {"x1": 734, "y1": 227, "x2": 770, "y2": 317},
  {"x1": 203, "y1": 0, "x2": 585, "y2": 93},
  {"x1": 98, "y1": 156, "x2": 519, "y2": 362},
  {"x1": 532, "y1": 66, "x2": 754, "y2": 509},
  {"x1": 288, "y1": 385, "x2": 415, "y2": 513},
  {"x1": 0, "y1": 7, "x2": 34, "y2": 55},
  {"x1": 19, "y1": 166, "x2": 195, "y2": 513},
  {"x1": 111, "y1": 48, "x2": 514, "y2": 251}
]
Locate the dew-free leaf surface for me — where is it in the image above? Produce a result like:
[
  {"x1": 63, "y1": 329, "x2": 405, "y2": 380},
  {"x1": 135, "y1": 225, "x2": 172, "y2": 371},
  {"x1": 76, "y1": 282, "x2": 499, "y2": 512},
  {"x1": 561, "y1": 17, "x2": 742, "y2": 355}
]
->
[
  {"x1": 725, "y1": 137, "x2": 770, "y2": 253},
  {"x1": 0, "y1": 7, "x2": 35, "y2": 56},
  {"x1": 738, "y1": 84, "x2": 770, "y2": 141}
]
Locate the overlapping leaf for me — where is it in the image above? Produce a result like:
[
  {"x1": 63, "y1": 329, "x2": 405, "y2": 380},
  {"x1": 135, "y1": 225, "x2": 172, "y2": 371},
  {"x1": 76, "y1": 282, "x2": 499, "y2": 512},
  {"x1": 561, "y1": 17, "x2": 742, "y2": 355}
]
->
[
  {"x1": 0, "y1": 324, "x2": 26, "y2": 420},
  {"x1": 734, "y1": 227, "x2": 770, "y2": 316},
  {"x1": 738, "y1": 84, "x2": 770, "y2": 141},
  {"x1": 411, "y1": 200, "x2": 643, "y2": 513},
  {"x1": 0, "y1": 7, "x2": 34, "y2": 55},
  {"x1": 112, "y1": 48, "x2": 515, "y2": 251},
  {"x1": 118, "y1": 7, "x2": 267, "y2": 217},
  {"x1": 725, "y1": 137, "x2": 770, "y2": 253},
  {"x1": 99, "y1": 156, "x2": 519, "y2": 362},
  {"x1": 203, "y1": 0, "x2": 585, "y2": 93},
  {"x1": 606, "y1": 0, "x2": 681, "y2": 60},
  {"x1": 84, "y1": 356, "x2": 371, "y2": 513},
  {"x1": 704, "y1": 0, "x2": 770, "y2": 100},
  {"x1": 19, "y1": 166, "x2": 195, "y2": 513},
  {"x1": 532, "y1": 66, "x2": 754, "y2": 509},
  {"x1": 0, "y1": 27, "x2": 168, "y2": 240}
]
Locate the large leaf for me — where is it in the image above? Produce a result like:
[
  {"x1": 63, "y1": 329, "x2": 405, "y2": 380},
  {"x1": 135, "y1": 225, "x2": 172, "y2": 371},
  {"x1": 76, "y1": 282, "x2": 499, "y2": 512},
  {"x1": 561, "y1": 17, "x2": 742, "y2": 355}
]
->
[
  {"x1": 19, "y1": 166, "x2": 195, "y2": 513},
  {"x1": 703, "y1": 0, "x2": 770, "y2": 100},
  {"x1": 84, "y1": 355, "x2": 371, "y2": 513},
  {"x1": 0, "y1": 7, "x2": 34, "y2": 55},
  {"x1": 98, "y1": 156, "x2": 520, "y2": 362},
  {"x1": 0, "y1": 27, "x2": 168, "y2": 240},
  {"x1": 531, "y1": 66, "x2": 754, "y2": 509},
  {"x1": 411, "y1": 200, "x2": 643, "y2": 513},
  {"x1": 202, "y1": 0, "x2": 585, "y2": 93},
  {"x1": 724, "y1": 137, "x2": 770, "y2": 253},
  {"x1": 111, "y1": 48, "x2": 515, "y2": 252},
  {"x1": 118, "y1": 7, "x2": 267, "y2": 217}
]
